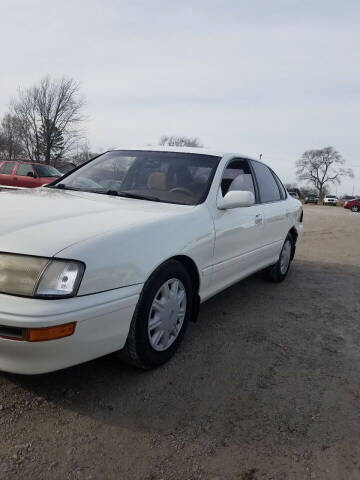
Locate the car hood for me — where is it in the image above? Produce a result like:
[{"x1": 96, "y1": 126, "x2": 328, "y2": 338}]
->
[{"x1": 0, "y1": 188, "x2": 192, "y2": 257}]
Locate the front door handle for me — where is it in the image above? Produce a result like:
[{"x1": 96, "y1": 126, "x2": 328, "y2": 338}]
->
[{"x1": 255, "y1": 214, "x2": 263, "y2": 225}]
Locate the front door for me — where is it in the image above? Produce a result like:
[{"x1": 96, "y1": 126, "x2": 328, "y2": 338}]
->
[
  {"x1": 211, "y1": 159, "x2": 268, "y2": 294},
  {"x1": 13, "y1": 163, "x2": 39, "y2": 188}
]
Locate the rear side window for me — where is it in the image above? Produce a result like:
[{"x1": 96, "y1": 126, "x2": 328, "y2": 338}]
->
[
  {"x1": 251, "y1": 160, "x2": 281, "y2": 203},
  {"x1": 16, "y1": 163, "x2": 35, "y2": 176},
  {"x1": 271, "y1": 171, "x2": 287, "y2": 199},
  {"x1": 0, "y1": 161, "x2": 16, "y2": 174}
]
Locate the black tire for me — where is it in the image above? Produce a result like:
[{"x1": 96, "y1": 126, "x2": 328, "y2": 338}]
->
[
  {"x1": 263, "y1": 233, "x2": 294, "y2": 283},
  {"x1": 351, "y1": 205, "x2": 359, "y2": 212},
  {"x1": 119, "y1": 260, "x2": 193, "y2": 369}
]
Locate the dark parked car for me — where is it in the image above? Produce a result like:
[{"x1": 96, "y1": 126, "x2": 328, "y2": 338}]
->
[
  {"x1": 304, "y1": 194, "x2": 319, "y2": 204},
  {"x1": 288, "y1": 191, "x2": 300, "y2": 200},
  {"x1": 0, "y1": 161, "x2": 61, "y2": 188},
  {"x1": 55, "y1": 161, "x2": 77, "y2": 175},
  {"x1": 344, "y1": 198, "x2": 360, "y2": 212}
]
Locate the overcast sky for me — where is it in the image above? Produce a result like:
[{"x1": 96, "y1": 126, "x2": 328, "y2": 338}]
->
[{"x1": 1, "y1": 0, "x2": 360, "y2": 193}]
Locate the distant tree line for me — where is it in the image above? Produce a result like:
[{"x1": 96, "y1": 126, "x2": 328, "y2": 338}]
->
[
  {"x1": 0, "y1": 76, "x2": 91, "y2": 167},
  {"x1": 0, "y1": 74, "x2": 204, "y2": 168},
  {"x1": 2, "y1": 76, "x2": 353, "y2": 197},
  {"x1": 159, "y1": 135, "x2": 202, "y2": 148}
]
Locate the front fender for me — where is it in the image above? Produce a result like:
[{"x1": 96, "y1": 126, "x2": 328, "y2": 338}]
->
[{"x1": 56, "y1": 205, "x2": 215, "y2": 296}]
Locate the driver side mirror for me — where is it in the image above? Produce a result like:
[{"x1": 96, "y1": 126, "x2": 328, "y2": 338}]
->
[
  {"x1": 217, "y1": 190, "x2": 255, "y2": 210},
  {"x1": 27, "y1": 171, "x2": 36, "y2": 178}
]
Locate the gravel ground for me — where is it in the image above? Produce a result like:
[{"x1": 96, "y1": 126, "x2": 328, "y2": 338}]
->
[{"x1": 1, "y1": 205, "x2": 360, "y2": 480}]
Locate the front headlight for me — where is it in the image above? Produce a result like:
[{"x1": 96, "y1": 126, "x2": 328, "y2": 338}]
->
[{"x1": 0, "y1": 254, "x2": 84, "y2": 298}]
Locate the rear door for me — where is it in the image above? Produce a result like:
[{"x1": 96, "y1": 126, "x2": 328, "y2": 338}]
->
[
  {"x1": 13, "y1": 163, "x2": 39, "y2": 187},
  {"x1": 251, "y1": 160, "x2": 291, "y2": 263},
  {"x1": 0, "y1": 161, "x2": 17, "y2": 186}
]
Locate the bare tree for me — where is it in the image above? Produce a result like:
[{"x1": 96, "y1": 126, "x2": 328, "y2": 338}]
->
[
  {"x1": 0, "y1": 113, "x2": 24, "y2": 160},
  {"x1": 284, "y1": 183, "x2": 297, "y2": 191},
  {"x1": 11, "y1": 76, "x2": 85, "y2": 164},
  {"x1": 159, "y1": 135, "x2": 203, "y2": 148},
  {"x1": 71, "y1": 141, "x2": 98, "y2": 166},
  {"x1": 296, "y1": 147, "x2": 353, "y2": 199}
]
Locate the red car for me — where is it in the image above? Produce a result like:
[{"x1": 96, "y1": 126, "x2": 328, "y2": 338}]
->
[
  {"x1": 344, "y1": 198, "x2": 360, "y2": 212},
  {"x1": 0, "y1": 160, "x2": 61, "y2": 188}
]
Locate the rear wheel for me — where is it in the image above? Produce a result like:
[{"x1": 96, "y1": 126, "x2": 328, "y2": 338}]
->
[
  {"x1": 119, "y1": 260, "x2": 193, "y2": 369},
  {"x1": 264, "y1": 234, "x2": 294, "y2": 283}
]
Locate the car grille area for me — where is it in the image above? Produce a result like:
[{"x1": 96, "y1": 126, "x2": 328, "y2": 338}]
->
[{"x1": 0, "y1": 325, "x2": 24, "y2": 340}]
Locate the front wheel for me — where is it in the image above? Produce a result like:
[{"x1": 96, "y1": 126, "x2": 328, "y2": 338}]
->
[
  {"x1": 119, "y1": 260, "x2": 193, "y2": 369},
  {"x1": 351, "y1": 205, "x2": 359, "y2": 212},
  {"x1": 264, "y1": 234, "x2": 294, "y2": 283}
]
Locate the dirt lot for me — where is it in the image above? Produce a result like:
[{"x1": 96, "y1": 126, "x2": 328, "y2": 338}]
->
[{"x1": 1, "y1": 205, "x2": 360, "y2": 480}]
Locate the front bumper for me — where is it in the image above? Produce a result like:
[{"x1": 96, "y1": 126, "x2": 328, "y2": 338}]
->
[{"x1": 0, "y1": 284, "x2": 142, "y2": 374}]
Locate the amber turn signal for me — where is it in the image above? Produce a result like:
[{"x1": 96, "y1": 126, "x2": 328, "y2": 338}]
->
[{"x1": 25, "y1": 322, "x2": 76, "y2": 342}]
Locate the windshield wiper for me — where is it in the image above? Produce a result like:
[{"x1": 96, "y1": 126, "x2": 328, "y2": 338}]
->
[
  {"x1": 106, "y1": 190, "x2": 161, "y2": 202},
  {"x1": 47, "y1": 183, "x2": 68, "y2": 189},
  {"x1": 46, "y1": 183, "x2": 84, "y2": 192},
  {"x1": 49, "y1": 185, "x2": 161, "y2": 202},
  {"x1": 48, "y1": 184, "x2": 94, "y2": 192}
]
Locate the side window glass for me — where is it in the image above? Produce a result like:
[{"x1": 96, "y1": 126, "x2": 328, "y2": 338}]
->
[
  {"x1": 221, "y1": 159, "x2": 255, "y2": 197},
  {"x1": 17, "y1": 163, "x2": 34, "y2": 177},
  {"x1": 251, "y1": 161, "x2": 281, "y2": 203},
  {"x1": 271, "y1": 170, "x2": 287, "y2": 199},
  {"x1": 0, "y1": 162, "x2": 16, "y2": 175}
]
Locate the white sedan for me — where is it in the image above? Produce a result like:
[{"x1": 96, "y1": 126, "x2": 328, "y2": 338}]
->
[
  {"x1": 0, "y1": 147, "x2": 303, "y2": 374},
  {"x1": 323, "y1": 195, "x2": 339, "y2": 206}
]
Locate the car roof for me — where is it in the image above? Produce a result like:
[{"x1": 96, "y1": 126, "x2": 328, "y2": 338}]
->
[
  {"x1": 18, "y1": 161, "x2": 48, "y2": 166},
  {"x1": 112, "y1": 146, "x2": 257, "y2": 160},
  {"x1": 1, "y1": 160, "x2": 53, "y2": 167}
]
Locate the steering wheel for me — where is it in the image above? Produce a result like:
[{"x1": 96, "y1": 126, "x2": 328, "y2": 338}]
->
[{"x1": 169, "y1": 187, "x2": 193, "y2": 197}]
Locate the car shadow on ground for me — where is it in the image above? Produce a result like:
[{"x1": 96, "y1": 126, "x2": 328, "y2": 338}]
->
[{"x1": 3, "y1": 260, "x2": 360, "y2": 437}]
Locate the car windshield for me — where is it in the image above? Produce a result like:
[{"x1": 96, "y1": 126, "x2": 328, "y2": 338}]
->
[
  {"x1": 326, "y1": 195, "x2": 337, "y2": 198},
  {"x1": 53, "y1": 150, "x2": 221, "y2": 205},
  {"x1": 34, "y1": 164, "x2": 61, "y2": 177}
]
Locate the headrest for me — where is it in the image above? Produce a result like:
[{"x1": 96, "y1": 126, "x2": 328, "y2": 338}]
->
[
  {"x1": 228, "y1": 174, "x2": 246, "y2": 192},
  {"x1": 147, "y1": 172, "x2": 167, "y2": 190}
]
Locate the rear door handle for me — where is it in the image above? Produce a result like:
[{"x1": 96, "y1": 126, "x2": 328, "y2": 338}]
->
[{"x1": 255, "y1": 214, "x2": 263, "y2": 225}]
